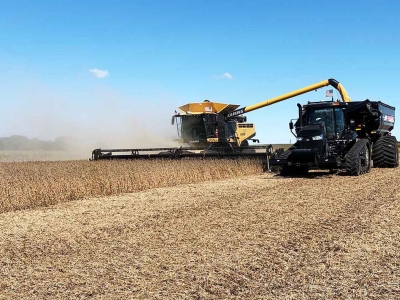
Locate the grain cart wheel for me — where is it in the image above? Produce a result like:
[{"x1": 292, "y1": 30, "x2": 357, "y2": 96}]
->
[
  {"x1": 395, "y1": 138, "x2": 400, "y2": 168},
  {"x1": 372, "y1": 136, "x2": 399, "y2": 168},
  {"x1": 346, "y1": 139, "x2": 370, "y2": 176},
  {"x1": 362, "y1": 143, "x2": 372, "y2": 174}
]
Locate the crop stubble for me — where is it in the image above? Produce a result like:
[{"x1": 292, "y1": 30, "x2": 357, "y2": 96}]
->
[{"x1": 0, "y1": 160, "x2": 399, "y2": 299}]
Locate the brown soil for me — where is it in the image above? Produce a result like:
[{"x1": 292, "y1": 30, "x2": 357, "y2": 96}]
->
[{"x1": 1, "y1": 168, "x2": 399, "y2": 299}]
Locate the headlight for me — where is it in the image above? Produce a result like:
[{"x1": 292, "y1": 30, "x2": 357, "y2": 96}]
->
[
  {"x1": 296, "y1": 137, "x2": 303, "y2": 141},
  {"x1": 312, "y1": 134, "x2": 324, "y2": 140}
]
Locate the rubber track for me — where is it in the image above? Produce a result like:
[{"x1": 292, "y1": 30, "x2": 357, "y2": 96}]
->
[
  {"x1": 372, "y1": 136, "x2": 399, "y2": 168},
  {"x1": 276, "y1": 150, "x2": 293, "y2": 176},
  {"x1": 345, "y1": 139, "x2": 369, "y2": 176},
  {"x1": 276, "y1": 149, "x2": 292, "y2": 160},
  {"x1": 275, "y1": 150, "x2": 310, "y2": 177}
]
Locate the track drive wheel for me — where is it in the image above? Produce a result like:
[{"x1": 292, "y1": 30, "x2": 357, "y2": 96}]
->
[
  {"x1": 279, "y1": 166, "x2": 293, "y2": 176},
  {"x1": 372, "y1": 136, "x2": 399, "y2": 168},
  {"x1": 346, "y1": 139, "x2": 371, "y2": 176}
]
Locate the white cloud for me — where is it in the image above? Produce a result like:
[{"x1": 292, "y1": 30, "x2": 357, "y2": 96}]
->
[
  {"x1": 89, "y1": 68, "x2": 109, "y2": 79},
  {"x1": 221, "y1": 72, "x2": 233, "y2": 79}
]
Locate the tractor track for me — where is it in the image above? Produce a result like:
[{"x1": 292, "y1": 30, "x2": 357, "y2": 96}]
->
[{"x1": 0, "y1": 169, "x2": 399, "y2": 299}]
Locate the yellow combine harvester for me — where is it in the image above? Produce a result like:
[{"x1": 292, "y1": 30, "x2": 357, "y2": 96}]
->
[{"x1": 90, "y1": 98, "x2": 271, "y2": 160}]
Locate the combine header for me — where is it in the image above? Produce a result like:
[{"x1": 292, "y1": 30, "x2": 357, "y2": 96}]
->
[{"x1": 91, "y1": 146, "x2": 272, "y2": 160}]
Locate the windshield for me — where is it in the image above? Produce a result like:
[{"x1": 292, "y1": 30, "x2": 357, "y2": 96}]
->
[
  {"x1": 306, "y1": 107, "x2": 345, "y2": 138},
  {"x1": 181, "y1": 115, "x2": 206, "y2": 141}
]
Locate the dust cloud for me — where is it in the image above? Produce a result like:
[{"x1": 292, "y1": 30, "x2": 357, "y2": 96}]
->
[{"x1": 1, "y1": 82, "x2": 183, "y2": 160}]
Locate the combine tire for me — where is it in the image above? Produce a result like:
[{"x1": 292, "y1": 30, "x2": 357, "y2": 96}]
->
[
  {"x1": 345, "y1": 139, "x2": 371, "y2": 176},
  {"x1": 372, "y1": 136, "x2": 399, "y2": 168}
]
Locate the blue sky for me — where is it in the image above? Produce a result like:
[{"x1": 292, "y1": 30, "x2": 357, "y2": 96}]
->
[{"x1": 0, "y1": 0, "x2": 399, "y2": 146}]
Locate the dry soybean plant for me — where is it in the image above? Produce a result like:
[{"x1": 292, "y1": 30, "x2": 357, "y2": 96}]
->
[{"x1": 0, "y1": 159, "x2": 262, "y2": 213}]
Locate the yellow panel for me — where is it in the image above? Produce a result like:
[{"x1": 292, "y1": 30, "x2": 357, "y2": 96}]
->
[
  {"x1": 207, "y1": 138, "x2": 219, "y2": 142},
  {"x1": 178, "y1": 102, "x2": 239, "y2": 114},
  {"x1": 213, "y1": 103, "x2": 240, "y2": 113}
]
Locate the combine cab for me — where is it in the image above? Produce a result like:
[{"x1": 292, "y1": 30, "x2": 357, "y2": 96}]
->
[{"x1": 171, "y1": 101, "x2": 258, "y2": 148}]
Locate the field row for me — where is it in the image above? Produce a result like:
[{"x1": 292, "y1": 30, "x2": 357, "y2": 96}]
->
[
  {"x1": 0, "y1": 159, "x2": 262, "y2": 214},
  {"x1": 1, "y1": 167, "x2": 399, "y2": 299}
]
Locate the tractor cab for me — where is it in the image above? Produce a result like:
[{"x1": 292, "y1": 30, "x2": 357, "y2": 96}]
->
[
  {"x1": 298, "y1": 103, "x2": 346, "y2": 140},
  {"x1": 288, "y1": 101, "x2": 350, "y2": 166}
]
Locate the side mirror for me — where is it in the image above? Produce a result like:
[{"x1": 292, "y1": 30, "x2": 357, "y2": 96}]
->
[
  {"x1": 289, "y1": 121, "x2": 294, "y2": 130},
  {"x1": 171, "y1": 116, "x2": 175, "y2": 125},
  {"x1": 349, "y1": 119, "x2": 355, "y2": 130}
]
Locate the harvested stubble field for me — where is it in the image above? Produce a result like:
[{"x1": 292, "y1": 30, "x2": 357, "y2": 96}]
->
[{"x1": 0, "y1": 160, "x2": 400, "y2": 299}]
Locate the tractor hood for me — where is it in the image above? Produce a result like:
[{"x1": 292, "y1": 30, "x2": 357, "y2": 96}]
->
[{"x1": 297, "y1": 124, "x2": 326, "y2": 138}]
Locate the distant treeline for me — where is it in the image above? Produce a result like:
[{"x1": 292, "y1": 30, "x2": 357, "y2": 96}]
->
[{"x1": 0, "y1": 135, "x2": 69, "y2": 151}]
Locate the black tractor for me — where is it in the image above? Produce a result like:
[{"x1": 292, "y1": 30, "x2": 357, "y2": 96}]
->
[{"x1": 270, "y1": 99, "x2": 397, "y2": 176}]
